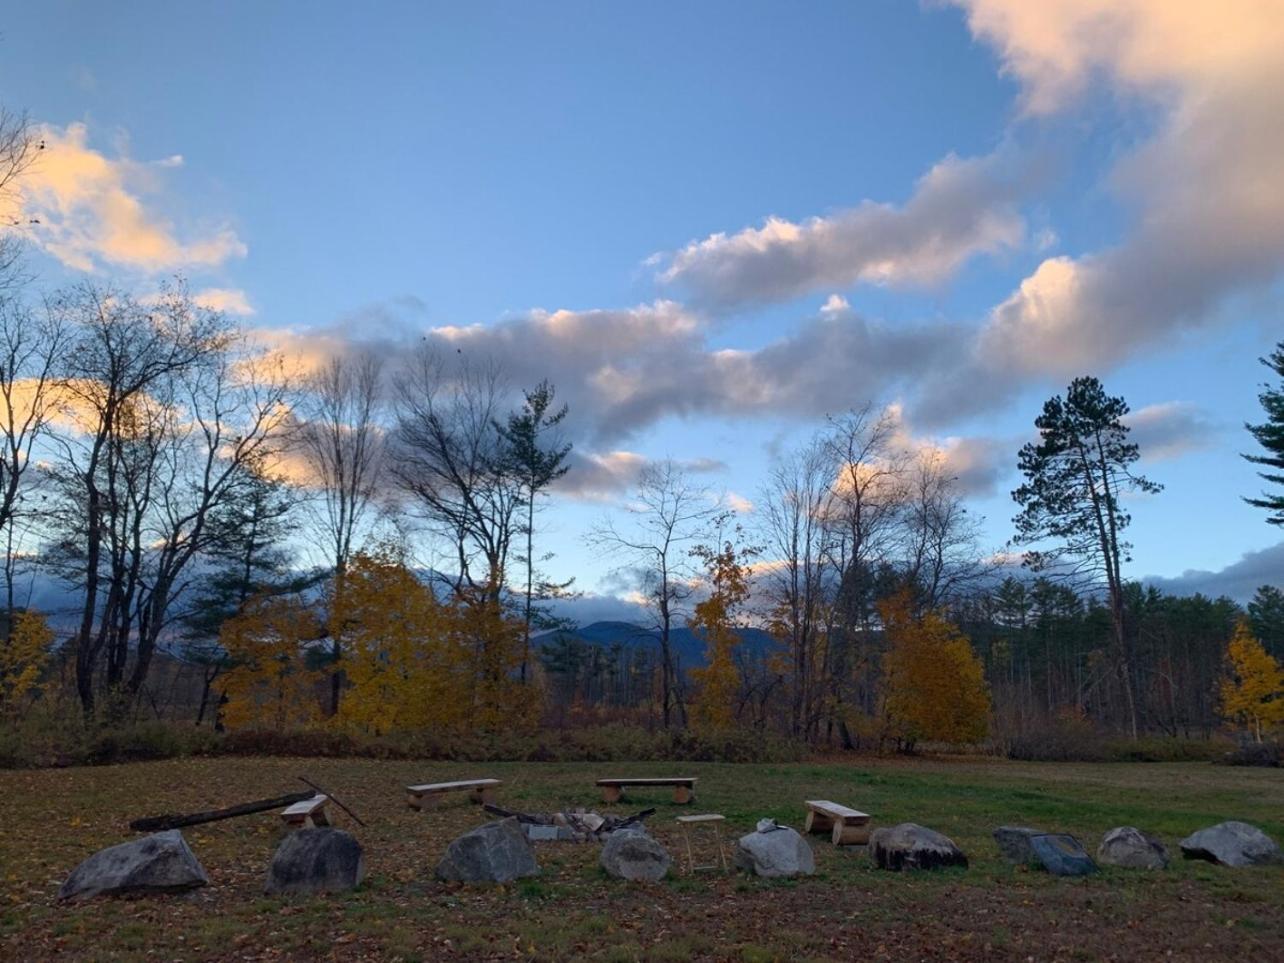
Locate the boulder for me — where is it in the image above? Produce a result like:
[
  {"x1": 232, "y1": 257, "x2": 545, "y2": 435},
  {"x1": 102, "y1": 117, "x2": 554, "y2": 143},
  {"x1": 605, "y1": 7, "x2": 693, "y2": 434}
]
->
[
  {"x1": 733, "y1": 824, "x2": 815, "y2": 878},
  {"x1": 1098, "y1": 827, "x2": 1169, "y2": 870},
  {"x1": 600, "y1": 830, "x2": 670, "y2": 881},
  {"x1": 436, "y1": 818, "x2": 539, "y2": 884},
  {"x1": 1180, "y1": 821, "x2": 1281, "y2": 867},
  {"x1": 993, "y1": 825, "x2": 1044, "y2": 864},
  {"x1": 1029, "y1": 833, "x2": 1097, "y2": 876},
  {"x1": 59, "y1": 830, "x2": 209, "y2": 900},
  {"x1": 265, "y1": 828, "x2": 364, "y2": 894},
  {"x1": 869, "y1": 823, "x2": 967, "y2": 871}
]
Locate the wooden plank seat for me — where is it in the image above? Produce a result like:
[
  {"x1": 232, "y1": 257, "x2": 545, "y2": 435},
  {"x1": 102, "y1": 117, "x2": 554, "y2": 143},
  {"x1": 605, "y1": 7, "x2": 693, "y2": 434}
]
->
[
  {"x1": 804, "y1": 799, "x2": 871, "y2": 845},
  {"x1": 280, "y1": 794, "x2": 330, "y2": 828},
  {"x1": 406, "y1": 778, "x2": 501, "y2": 810},
  {"x1": 596, "y1": 777, "x2": 697, "y2": 805}
]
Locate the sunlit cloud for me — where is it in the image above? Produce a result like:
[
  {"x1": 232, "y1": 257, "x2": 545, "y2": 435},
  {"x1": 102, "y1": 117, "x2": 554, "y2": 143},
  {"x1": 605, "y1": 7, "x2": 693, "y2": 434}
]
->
[{"x1": 10, "y1": 122, "x2": 246, "y2": 273}]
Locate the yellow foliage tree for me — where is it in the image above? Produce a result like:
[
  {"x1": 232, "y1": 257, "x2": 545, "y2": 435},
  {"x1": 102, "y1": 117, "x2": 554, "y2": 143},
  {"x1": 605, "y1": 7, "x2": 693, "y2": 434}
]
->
[
  {"x1": 329, "y1": 551, "x2": 539, "y2": 735},
  {"x1": 689, "y1": 539, "x2": 753, "y2": 730},
  {"x1": 0, "y1": 609, "x2": 54, "y2": 709},
  {"x1": 1220, "y1": 619, "x2": 1284, "y2": 742},
  {"x1": 219, "y1": 595, "x2": 323, "y2": 730},
  {"x1": 877, "y1": 591, "x2": 991, "y2": 748}
]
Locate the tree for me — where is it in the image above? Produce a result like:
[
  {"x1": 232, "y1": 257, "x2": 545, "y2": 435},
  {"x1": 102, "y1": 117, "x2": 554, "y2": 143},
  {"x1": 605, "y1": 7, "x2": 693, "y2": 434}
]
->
[
  {"x1": 876, "y1": 591, "x2": 990, "y2": 749},
  {"x1": 497, "y1": 379, "x2": 572, "y2": 683},
  {"x1": 220, "y1": 594, "x2": 323, "y2": 731},
  {"x1": 0, "y1": 107, "x2": 41, "y2": 282},
  {"x1": 1244, "y1": 340, "x2": 1284, "y2": 525},
  {"x1": 688, "y1": 532, "x2": 756, "y2": 730},
  {"x1": 1011, "y1": 376, "x2": 1161, "y2": 738},
  {"x1": 589, "y1": 461, "x2": 723, "y2": 727},
  {"x1": 1248, "y1": 585, "x2": 1284, "y2": 659},
  {"x1": 0, "y1": 608, "x2": 53, "y2": 711},
  {"x1": 295, "y1": 352, "x2": 384, "y2": 716},
  {"x1": 1220, "y1": 620, "x2": 1284, "y2": 743}
]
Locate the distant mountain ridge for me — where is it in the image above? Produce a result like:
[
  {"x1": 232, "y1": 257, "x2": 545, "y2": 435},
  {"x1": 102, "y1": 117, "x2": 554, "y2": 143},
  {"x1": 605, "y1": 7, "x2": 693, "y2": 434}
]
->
[{"x1": 534, "y1": 619, "x2": 778, "y2": 668}]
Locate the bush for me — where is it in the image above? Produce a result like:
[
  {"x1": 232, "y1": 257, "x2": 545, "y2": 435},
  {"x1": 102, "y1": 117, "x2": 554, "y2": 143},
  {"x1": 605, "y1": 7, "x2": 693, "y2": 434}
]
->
[
  {"x1": 1217, "y1": 741, "x2": 1281, "y2": 767},
  {"x1": 1001, "y1": 716, "x2": 1226, "y2": 763}
]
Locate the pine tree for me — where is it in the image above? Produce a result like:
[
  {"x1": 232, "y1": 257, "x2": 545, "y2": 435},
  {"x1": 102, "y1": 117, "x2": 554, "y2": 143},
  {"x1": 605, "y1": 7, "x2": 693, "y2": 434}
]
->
[
  {"x1": 1244, "y1": 340, "x2": 1284, "y2": 525},
  {"x1": 1248, "y1": 585, "x2": 1284, "y2": 659},
  {"x1": 1011, "y1": 376, "x2": 1161, "y2": 738},
  {"x1": 1220, "y1": 620, "x2": 1284, "y2": 743}
]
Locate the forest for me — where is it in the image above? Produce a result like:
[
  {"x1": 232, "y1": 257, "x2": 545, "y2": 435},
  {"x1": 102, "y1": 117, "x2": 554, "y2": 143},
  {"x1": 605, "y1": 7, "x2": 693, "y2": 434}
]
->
[{"x1": 0, "y1": 109, "x2": 1282, "y2": 767}]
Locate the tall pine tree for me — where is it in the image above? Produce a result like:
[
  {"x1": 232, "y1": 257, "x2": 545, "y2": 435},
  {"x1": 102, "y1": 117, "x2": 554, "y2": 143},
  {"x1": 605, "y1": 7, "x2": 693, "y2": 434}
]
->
[{"x1": 1244, "y1": 339, "x2": 1284, "y2": 525}]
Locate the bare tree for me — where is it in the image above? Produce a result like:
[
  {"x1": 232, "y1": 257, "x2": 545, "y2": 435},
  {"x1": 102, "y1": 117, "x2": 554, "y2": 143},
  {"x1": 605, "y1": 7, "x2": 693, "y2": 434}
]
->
[
  {"x1": 390, "y1": 348, "x2": 520, "y2": 602},
  {"x1": 758, "y1": 435, "x2": 834, "y2": 740},
  {"x1": 0, "y1": 108, "x2": 41, "y2": 284},
  {"x1": 589, "y1": 460, "x2": 723, "y2": 728},
  {"x1": 899, "y1": 451, "x2": 987, "y2": 610}
]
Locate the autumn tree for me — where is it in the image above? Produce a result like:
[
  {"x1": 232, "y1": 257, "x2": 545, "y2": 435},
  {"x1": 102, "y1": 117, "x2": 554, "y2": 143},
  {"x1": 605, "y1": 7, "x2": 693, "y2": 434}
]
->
[
  {"x1": 1243, "y1": 339, "x2": 1284, "y2": 526},
  {"x1": 877, "y1": 591, "x2": 990, "y2": 749},
  {"x1": 688, "y1": 533, "x2": 756, "y2": 730},
  {"x1": 1011, "y1": 376, "x2": 1161, "y2": 739},
  {"x1": 219, "y1": 594, "x2": 323, "y2": 731},
  {"x1": 0, "y1": 608, "x2": 53, "y2": 711},
  {"x1": 1220, "y1": 619, "x2": 1284, "y2": 743}
]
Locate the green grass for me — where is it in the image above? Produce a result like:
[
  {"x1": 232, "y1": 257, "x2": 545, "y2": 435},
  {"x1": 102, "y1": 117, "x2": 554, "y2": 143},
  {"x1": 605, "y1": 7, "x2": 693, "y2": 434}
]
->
[{"x1": 1, "y1": 756, "x2": 1281, "y2": 960}]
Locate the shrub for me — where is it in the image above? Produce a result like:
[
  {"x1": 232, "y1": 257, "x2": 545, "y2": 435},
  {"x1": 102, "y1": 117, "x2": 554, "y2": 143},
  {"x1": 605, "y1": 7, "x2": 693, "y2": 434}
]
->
[{"x1": 1217, "y1": 741, "x2": 1280, "y2": 767}]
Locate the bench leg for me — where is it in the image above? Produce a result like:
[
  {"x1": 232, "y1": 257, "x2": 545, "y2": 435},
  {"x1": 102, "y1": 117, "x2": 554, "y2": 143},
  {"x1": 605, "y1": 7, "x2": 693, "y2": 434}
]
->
[
  {"x1": 832, "y1": 822, "x2": 870, "y2": 846},
  {"x1": 805, "y1": 811, "x2": 834, "y2": 835},
  {"x1": 469, "y1": 786, "x2": 497, "y2": 805},
  {"x1": 407, "y1": 792, "x2": 425, "y2": 811},
  {"x1": 601, "y1": 785, "x2": 622, "y2": 804},
  {"x1": 312, "y1": 808, "x2": 331, "y2": 828},
  {"x1": 673, "y1": 785, "x2": 693, "y2": 804}
]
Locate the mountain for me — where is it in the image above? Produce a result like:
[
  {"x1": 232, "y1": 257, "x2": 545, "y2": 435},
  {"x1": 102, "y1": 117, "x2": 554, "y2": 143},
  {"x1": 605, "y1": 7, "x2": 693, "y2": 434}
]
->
[{"x1": 533, "y1": 620, "x2": 778, "y2": 668}]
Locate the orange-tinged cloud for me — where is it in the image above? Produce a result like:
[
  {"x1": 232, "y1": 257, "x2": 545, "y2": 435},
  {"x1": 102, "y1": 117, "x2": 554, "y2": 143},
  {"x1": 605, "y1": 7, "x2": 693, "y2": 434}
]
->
[{"x1": 9, "y1": 123, "x2": 246, "y2": 273}]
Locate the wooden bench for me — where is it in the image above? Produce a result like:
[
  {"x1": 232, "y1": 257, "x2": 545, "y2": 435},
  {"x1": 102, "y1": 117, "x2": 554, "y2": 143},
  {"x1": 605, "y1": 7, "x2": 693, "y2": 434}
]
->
[
  {"x1": 280, "y1": 794, "x2": 330, "y2": 828},
  {"x1": 406, "y1": 778, "x2": 501, "y2": 810},
  {"x1": 804, "y1": 799, "x2": 871, "y2": 845},
  {"x1": 596, "y1": 777, "x2": 696, "y2": 805}
]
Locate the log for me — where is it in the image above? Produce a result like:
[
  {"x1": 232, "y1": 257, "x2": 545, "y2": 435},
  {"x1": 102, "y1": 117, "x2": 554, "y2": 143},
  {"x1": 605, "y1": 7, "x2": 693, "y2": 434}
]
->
[{"x1": 129, "y1": 791, "x2": 316, "y2": 832}]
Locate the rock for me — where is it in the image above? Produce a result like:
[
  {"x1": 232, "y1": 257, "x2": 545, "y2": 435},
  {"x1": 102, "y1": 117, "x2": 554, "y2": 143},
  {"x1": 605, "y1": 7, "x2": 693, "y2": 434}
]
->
[
  {"x1": 733, "y1": 825, "x2": 815, "y2": 878},
  {"x1": 1098, "y1": 827, "x2": 1169, "y2": 870},
  {"x1": 265, "y1": 828, "x2": 364, "y2": 894},
  {"x1": 436, "y1": 818, "x2": 539, "y2": 884},
  {"x1": 59, "y1": 830, "x2": 209, "y2": 900},
  {"x1": 600, "y1": 830, "x2": 670, "y2": 881},
  {"x1": 1029, "y1": 833, "x2": 1098, "y2": 876},
  {"x1": 993, "y1": 825, "x2": 1044, "y2": 864},
  {"x1": 1180, "y1": 821, "x2": 1282, "y2": 867},
  {"x1": 869, "y1": 823, "x2": 967, "y2": 871},
  {"x1": 756, "y1": 818, "x2": 781, "y2": 833}
]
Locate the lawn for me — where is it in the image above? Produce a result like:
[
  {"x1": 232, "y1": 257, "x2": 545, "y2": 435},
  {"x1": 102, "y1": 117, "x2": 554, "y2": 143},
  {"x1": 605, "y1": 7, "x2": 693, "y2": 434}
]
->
[{"x1": 2, "y1": 756, "x2": 1281, "y2": 961}]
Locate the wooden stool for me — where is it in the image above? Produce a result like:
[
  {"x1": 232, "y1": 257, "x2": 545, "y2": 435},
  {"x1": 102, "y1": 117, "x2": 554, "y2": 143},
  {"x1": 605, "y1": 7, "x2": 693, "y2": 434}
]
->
[{"x1": 676, "y1": 814, "x2": 727, "y2": 873}]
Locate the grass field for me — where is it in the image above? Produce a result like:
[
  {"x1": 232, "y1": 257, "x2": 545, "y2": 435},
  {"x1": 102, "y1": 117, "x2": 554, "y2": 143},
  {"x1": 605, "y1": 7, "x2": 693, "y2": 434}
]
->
[{"x1": 2, "y1": 756, "x2": 1281, "y2": 961}]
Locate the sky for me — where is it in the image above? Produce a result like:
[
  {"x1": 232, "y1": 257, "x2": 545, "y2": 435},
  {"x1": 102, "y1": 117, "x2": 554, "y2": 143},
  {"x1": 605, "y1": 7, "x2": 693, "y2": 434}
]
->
[{"x1": 1, "y1": 0, "x2": 1282, "y2": 613}]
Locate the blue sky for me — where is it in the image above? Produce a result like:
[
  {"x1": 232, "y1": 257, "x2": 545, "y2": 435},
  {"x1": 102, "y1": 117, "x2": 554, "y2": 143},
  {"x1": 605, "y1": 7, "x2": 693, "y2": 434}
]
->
[{"x1": 2, "y1": 1, "x2": 1281, "y2": 607}]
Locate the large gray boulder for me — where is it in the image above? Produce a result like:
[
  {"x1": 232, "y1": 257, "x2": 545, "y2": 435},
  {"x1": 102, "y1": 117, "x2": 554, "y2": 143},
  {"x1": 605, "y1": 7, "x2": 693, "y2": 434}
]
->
[
  {"x1": 600, "y1": 829, "x2": 670, "y2": 882},
  {"x1": 1098, "y1": 827, "x2": 1169, "y2": 870},
  {"x1": 436, "y1": 818, "x2": 539, "y2": 884},
  {"x1": 265, "y1": 828, "x2": 364, "y2": 894},
  {"x1": 1029, "y1": 833, "x2": 1097, "y2": 876},
  {"x1": 993, "y1": 825, "x2": 1044, "y2": 864},
  {"x1": 59, "y1": 831, "x2": 209, "y2": 900},
  {"x1": 870, "y1": 823, "x2": 967, "y2": 871},
  {"x1": 1180, "y1": 821, "x2": 1281, "y2": 867},
  {"x1": 733, "y1": 824, "x2": 815, "y2": 878}
]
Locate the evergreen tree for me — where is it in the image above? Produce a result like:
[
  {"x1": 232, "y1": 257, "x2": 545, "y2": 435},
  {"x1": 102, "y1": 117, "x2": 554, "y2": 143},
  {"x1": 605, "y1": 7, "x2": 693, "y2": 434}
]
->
[
  {"x1": 1248, "y1": 585, "x2": 1284, "y2": 658},
  {"x1": 1011, "y1": 376, "x2": 1161, "y2": 738},
  {"x1": 1244, "y1": 340, "x2": 1284, "y2": 525}
]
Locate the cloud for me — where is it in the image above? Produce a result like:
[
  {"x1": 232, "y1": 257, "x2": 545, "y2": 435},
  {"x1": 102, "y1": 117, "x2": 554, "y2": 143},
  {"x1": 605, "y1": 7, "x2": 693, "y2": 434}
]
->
[
  {"x1": 192, "y1": 287, "x2": 254, "y2": 316},
  {"x1": 11, "y1": 122, "x2": 246, "y2": 273},
  {"x1": 1143, "y1": 541, "x2": 1284, "y2": 603},
  {"x1": 726, "y1": 492, "x2": 754, "y2": 514},
  {"x1": 952, "y1": 1, "x2": 1284, "y2": 383},
  {"x1": 554, "y1": 449, "x2": 727, "y2": 502},
  {"x1": 655, "y1": 151, "x2": 1031, "y2": 310},
  {"x1": 1124, "y1": 402, "x2": 1218, "y2": 463}
]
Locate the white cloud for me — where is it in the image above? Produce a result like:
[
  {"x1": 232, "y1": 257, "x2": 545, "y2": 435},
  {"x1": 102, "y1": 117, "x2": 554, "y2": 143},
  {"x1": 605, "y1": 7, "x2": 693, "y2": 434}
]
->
[
  {"x1": 655, "y1": 151, "x2": 1032, "y2": 310},
  {"x1": 10, "y1": 122, "x2": 246, "y2": 273},
  {"x1": 1124, "y1": 402, "x2": 1218, "y2": 463},
  {"x1": 191, "y1": 287, "x2": 254, "y2": 316},
  {"x1": 952, "y1": 1, "x2": 1284, "y2": 381}
]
